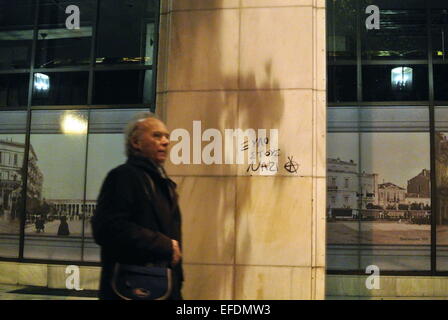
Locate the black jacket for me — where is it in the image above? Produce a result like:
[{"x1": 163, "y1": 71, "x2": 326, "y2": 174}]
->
[{"x1": 91, "y1": 155, "x2": 183, "y2": 300}]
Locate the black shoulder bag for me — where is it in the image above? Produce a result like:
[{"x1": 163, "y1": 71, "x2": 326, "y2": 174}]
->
[{"x1": 111, "y1": 172, "x2": 173, "y2": 300}]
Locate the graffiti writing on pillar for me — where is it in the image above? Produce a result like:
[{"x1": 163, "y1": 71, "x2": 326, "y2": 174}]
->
[
  {"x1": 243, "y1": 137, "x2": 278, "y2": 175},
  {"x1": 249, "y1": 149, "x2": 281, "y2": 161},
  {"x1": 246, "y1": 161, "x2": 279, "y2": 173},
  {"x1": 241, "y1": 136, "x2": 271, "y2": 152},
  {"x1": 246, "y1": 155, "x2": 300, "y2": 174},
  {"x1": 242, "y1": 137, "x2": 299, "y2": 175}
]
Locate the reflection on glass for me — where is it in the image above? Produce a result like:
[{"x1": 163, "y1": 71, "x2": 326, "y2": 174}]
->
[
  {"x1": 35, "y1": 27, "x2": 92, "y2": 68},
  {"x1": 36, "y1": 0, "x2": 94, "y2": 66},
  {"x1": 391, "y1": 67, "x2": 413, "y2": 92},
  {"x1": 435, "y1": 107, "x2": 448, "y2": 270},
  {"x1": 0, "y1": 0, "x2": 35, "y2": 69},
  {"x1": 431, "y1": 9, "x2": 448, "y2": 60},
  {"x1": 434, "y1": 65, "x2": 448, "y2": 101},
  {"x1": 32, "y1": 72, "x2": 88, "y2": 105},
  {"x1": 35, "y1": 0, "x2": 95, "y2": 68},
  {"x1": 363, "y1": 65, "x2": 428, "y2": 101},
  {"x1": 93, "y1": 70, "x2": 152, "y2": 105},
  {"x1": 362, "y1": 6, "x2": 427, "y2": 60},
  {"x1": 95, "y1": 0, "x2": 157, "y2": 65},
  {"x1": 24, "y1": 110, "x2": 87, "y2": 261},
  {"x1": 327, "y1": 107, "x2": 431, "y2": 271},
  {"x1": 326, "y1": 0, "x2": 357, "y2": 60},
  {"x1": 60, "y1": 111, "x2": 88, "y2": 135},
  {"x1": 0, "y1": 111, "x2": 27, "y2": 258},
  {"x1": 0, "y1": 74, "x2": 29, "y2": 107},
  {"x1": 328, "y1": 65, "x2": 357, "y2": 102},
  {"x1": 0, "y1": 0, "x2": 35, "y2": 27},
  {"x1": 0, "y1": 32, "x2": 33, "y2": 70},
  {"x1": 436, "y1": 131, "x2": 448, "y2": 270},
  {"x1": 34, "y1": 73, "x2": 50, "y2": 92}
]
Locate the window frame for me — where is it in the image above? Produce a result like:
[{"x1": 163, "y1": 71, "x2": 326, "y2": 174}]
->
[
  {"x1": 0, "y1": 0, "x2": 161, "y2": 266},
  {"x1": 327, "y1": 0, "x2": 448, "y2": 276}
]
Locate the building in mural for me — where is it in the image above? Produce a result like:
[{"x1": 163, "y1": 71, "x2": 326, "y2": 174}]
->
[
  {"x1": 327, "y1": 156, "x2": 431, "y2": 222},
  {"x1": 327, "y1": 158, "x2": 378, "y2": 213},
  {"x1": 378, "y1": 182, "x2": 407, "y2": 209},
  {"x1": 327, "y1": 158, "x2": 358, "y2": 210},
  {"x1": 359, "y1": 171, "x2": 379, "y2": 209},
  {"x1": 47, "y1": 199, "x2": 97, "y2": 220},
  {"x1": 0, "y1": 139, "x2": 43, "y2": 221},
  {"x1": 405, "y1": 169, "x2": 431, "y2": 209},
  {"x1": 436, "y1": 132, "x2": 448, "y2": 224},
  {"x1": 407, "y1": 169, "x2": 431, "y2": 198}
]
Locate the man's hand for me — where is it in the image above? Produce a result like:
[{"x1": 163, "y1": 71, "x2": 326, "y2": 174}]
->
[{"x1": 171, "y1": 239, "x2": 182, "y2": 266}]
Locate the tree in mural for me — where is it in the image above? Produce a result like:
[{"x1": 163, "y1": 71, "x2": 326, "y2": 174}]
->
[{"x1": 9, "y1": 158, "x2": 43, "y2": 223}]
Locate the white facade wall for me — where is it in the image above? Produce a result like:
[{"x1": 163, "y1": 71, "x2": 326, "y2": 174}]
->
[{"x1": 327, "y1": 159, "x2": 378, "y2": 210}]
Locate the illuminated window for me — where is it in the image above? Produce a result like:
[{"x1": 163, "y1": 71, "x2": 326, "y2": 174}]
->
[{"x1": 391, "y1": 67, "x2": 413, "y2": 91}]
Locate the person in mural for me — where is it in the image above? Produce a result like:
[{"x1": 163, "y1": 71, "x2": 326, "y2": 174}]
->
[
  {"x1": 57, "y1": 216, "x2": 70, "y2": 236},
  {"x1": 91, "y1": 113, "x2": 183, "y2": 300},
  {"x1": 35, "y1": 216, "x2": 45, "y2": 233}
]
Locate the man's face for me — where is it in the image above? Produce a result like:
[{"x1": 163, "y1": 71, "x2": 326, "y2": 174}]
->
[{"x1": 131, "y1": 118, "x2": 170, "y2": 164}]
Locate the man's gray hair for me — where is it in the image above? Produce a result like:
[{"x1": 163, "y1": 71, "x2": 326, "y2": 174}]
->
[{"x1": 124, "y1": 111, "x2": 159, "y2": 157}]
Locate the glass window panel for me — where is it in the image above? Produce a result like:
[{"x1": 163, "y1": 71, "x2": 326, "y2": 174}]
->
[
  {"x1": 328, "y1": 105, "x2": 430, "y2": 132},
  {"x1": 83, "y1": 109, "x2": 148, "y2": 262},
  {"x1": 327, "y1": 106, "x2": 430, "y2": 271},
  {"x1": 362, "y1": 1, "x2": 427, "y2": 60},
  {"x1": 35, "y1": 0, "x2": 95, "y2": 68},
  {"x1": 95, "y1": 0, "x2": 157, "y2": 66},
  {"x1": 24, "y1": 110, "x2": 88, "y2": 261},
  {"x1": 0, "y1": 74, "x2": 29, "y2": 107},
  {"x1": 431, "y1": 9, "x2": 448, "y2": 61},
  {"x1": 32, "y1": 71, "x2": 89, "y2": 105},
  {"x1": 362, "y1": 65, "x2": 428, "y2": 101},
  {"x1": 435, "y1": 107, "x2": 448, "y2": 271},
  {"x1": 93, "y1": 70, "x2": 153, "y2": 105},
  {"x1": 327, "y1": 132, "x2": 362, "y2": 271},
  {"x1": 328, "y1": 65, "x2": 357, "y2": 102},
  {"x1": 0, "y1": 111, "x2": 27, "y2": 259},
  {"x1": 0, "y1": 0, "x2": 35, "y2": 27},
  {"x1": 359, "y1": 132, "x2": 431, "y2": 271},
  {"x1": 434, "y1": 64, "x2": 448, "y2": 101},
  {"x1": 0, "y1": 0, "x2": 35, "y2": 69},
  {"x1": 326, "y1": 0, "x2": 357, "y2": 60}
]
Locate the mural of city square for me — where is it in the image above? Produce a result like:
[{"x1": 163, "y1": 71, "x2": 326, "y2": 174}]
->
[
  {"x1": 0, "y1": 110, "x2": 142, "y2": 260},
  {"x1": 327, "y1": 132, "x2": 435, "y2": 246},
  {"x1": 0, "y1": 135, "x2": 97, "y2": 237}
]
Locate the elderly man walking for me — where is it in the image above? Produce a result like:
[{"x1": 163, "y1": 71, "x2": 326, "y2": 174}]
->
[{"x1": 91, "y1": 113, "x2": 183, "y2": 300}]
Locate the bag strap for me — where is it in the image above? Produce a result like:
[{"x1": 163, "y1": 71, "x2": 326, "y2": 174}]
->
[{"x1": 140, "y1": 172, "x2": 165, "y2": 233}]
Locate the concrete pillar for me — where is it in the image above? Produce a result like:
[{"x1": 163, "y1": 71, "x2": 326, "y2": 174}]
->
[{"x1": 158, "y1": 0, "x2": 326, "y2": 300}]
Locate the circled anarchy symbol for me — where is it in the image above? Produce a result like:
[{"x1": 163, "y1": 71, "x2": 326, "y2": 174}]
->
[{"x1": 284, "y1": 156, "x2": 299, "y2": 173}]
